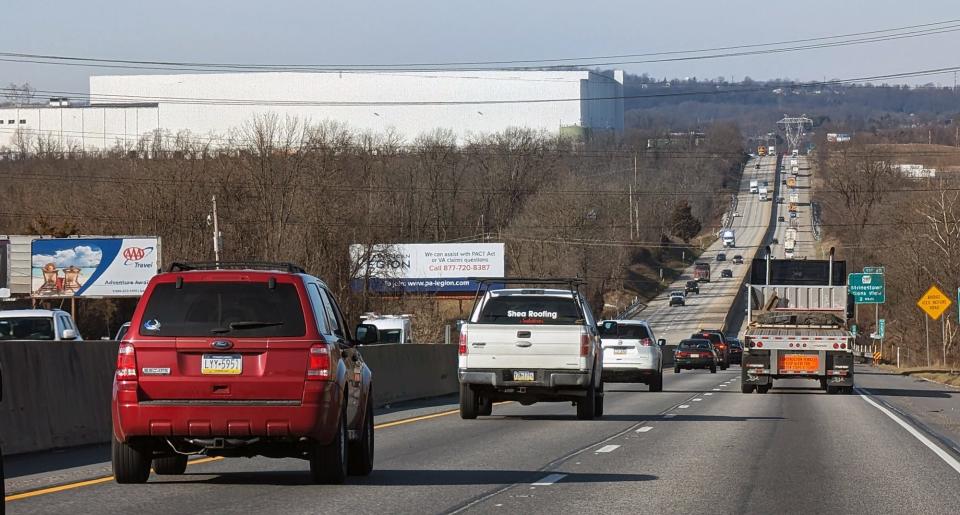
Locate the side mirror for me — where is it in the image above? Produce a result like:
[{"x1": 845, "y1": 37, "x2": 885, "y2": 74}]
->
[
  {"x1": 354, "y1": 324, "x2": 380, "y2": 345},
  {"x1": 62, "y1": 329, "x2": 77, "y2": 340},
  {"x1": 658, "y1": 338, "x2": 666, "y2": 347}
]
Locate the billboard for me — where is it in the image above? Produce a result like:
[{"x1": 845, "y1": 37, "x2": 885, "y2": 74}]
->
[
  {"x1": 31, "y1": 238, "x2": 160, "y2": 298},
  {"x1": 350, "y1": 243, "x2": 505, "y2": 293}
]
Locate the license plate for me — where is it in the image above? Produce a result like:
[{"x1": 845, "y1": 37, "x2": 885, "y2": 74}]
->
[
  {"x1": 614, "y1": 348, "x2": 627, "y2": 355},
  {"x1": 690, "y1": 353, "x2": 700, "y2": 358},
  {"x1": 513, "y1": 370, "x2": 535, "y2": 381},
  {"x1": 779, "y1": 354, "x2": 818, "y2": 373},
  {"x1": 201, "y1": 354, "x2": 242, "y2": 375}
]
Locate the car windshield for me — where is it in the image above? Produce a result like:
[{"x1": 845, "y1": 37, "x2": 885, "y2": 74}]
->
[
  {"x1": 140, "y1": 281, "x2": 306, "y2": 337},
  {"x1": 599, "y1": 323, "x2": 651, "y2": 340},
  {"x1": 0, "y1": 317, "x2": 55, "y2": 340},
  {"x1": 477, "y1": 295, "x2": 582, "y2": 325},
  {"x1": 379, "y1": 328, "x2": 402, "y2": 343}
]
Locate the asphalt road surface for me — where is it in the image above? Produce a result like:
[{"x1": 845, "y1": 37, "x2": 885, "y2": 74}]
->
[{"x1": 6, "y1": 366, "x2": 960, "y2": 514}]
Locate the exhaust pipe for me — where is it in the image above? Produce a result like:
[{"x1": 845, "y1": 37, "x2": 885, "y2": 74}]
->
[
  {"x1": 765, "y1": 245, "x2": 772, "y2": 285},
  {"x1": 828, "y1": 247, "x2": 835, "y2": 286},
  {"x1": 186, "y1": 437, "x2": 260, "y2": 449}
]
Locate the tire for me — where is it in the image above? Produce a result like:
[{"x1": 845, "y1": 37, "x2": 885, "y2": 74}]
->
[
  {"x1": 826, "y1": 385, "x2": 838, "y2": 395},
  {"x1": 721, "y1": 363, "x2": 728, "y2": 371},
  {"x1": 594, "y1": 382, "x2": 604, "y2": 418},
  {"x1": 741, "y1": 383, "x2": 755, "y2": 394},
  {"x1": 757, "y1": 385, "x2": 771, "y2": 394},
  {"x1": 478, "y1": 395, "x2": 493, "y2": 417},
  {"x1": 649, "y1": 370, "x2": 663, "y2": 392},
  {"x1": 459, "y1": 383, "x2": 478, "y2": 420},
  {"x1": 674, "y1": 366, "x2": 681, "y2": 374},
  {"x1": 310, "y1": 403, "x2": 348, "y2": 484},
  {"x1": 819, "y1": 378, "x2": 828, "y2": 390},
  {"x1": 577, "y1": 380, "x2": 597, "y2": 420},
  {"x1": 152, "y1": 455, "x2": 187, "y2": 475},
  {"x1": 112, "y1": 438, "x2": 152, "y2": 484},
  {"x1": 710, "y1": 364, "x2": 717, "y2": 373},
  {"x1": 348, "y1": 394, "x2": 375, "y2": 476}
]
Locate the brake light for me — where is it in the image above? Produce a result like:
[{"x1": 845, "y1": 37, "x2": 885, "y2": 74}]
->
[
  {"x1": 459, "y1": 329, "x2": 468, "y2": 355},
  {"x1": 840, "y1": 342, "x2": 847, "y2": 349},
  {"x1": 639, "y1": 338, "x2": 653, "y2": 347},
  {"x1": 116, "y1": 342, "x2": 137, "y2": 381},
  {"x1": 580, "y1": 334, "x2": 590, "y2": 357},
  {"x1": 676, "y1": 351, "x2": 688, "y2": 358},
  {"x1": 306, "y1": 344, "x2": 331, "y2": 380},
  {"x1": 833, "y1": 343, "x2": 839, "y2": 349},
  {"x1": 756, "y1": 341, "x2": 763, "y2": 348}
]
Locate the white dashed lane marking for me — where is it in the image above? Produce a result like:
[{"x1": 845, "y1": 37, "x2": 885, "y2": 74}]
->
[
  {"x1": 704, "y1": 393, "x2": 713, "y2": 396},
  {"x1": 693, "y1": 398, "x2": 703, "y2": 402},
  {"x1": 532, "y1": 474, "x2": 567, "y2": 486},
  {"x1": 664, "y1": 414, "x2": 676, "y2": 418},
  {"x1": 636, "y1": 426, "x2": 653, "y2": 433},
  {"x1": 678, "y1": 404, "x2": 690, "y2": 409},
  {"x1": 596, "y1": 445, "x2": 621, "y2": 453}
]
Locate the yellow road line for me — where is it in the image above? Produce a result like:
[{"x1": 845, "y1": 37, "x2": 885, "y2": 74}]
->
[{"x1": 6, "y1": 403, "x2": 478, "y2": 502}]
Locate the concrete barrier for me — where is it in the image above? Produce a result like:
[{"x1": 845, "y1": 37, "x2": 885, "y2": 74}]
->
[{"x1": 0, "y1": 341, "x2": 458, "y2": 456}]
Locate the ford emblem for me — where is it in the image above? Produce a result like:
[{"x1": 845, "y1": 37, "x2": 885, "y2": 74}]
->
[{"x1": 211, "y1": 340, "x2": 233, "y2": 350}]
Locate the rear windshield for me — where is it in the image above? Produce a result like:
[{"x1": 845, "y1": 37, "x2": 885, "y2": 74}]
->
[
  {"x1": 695, "y1": 263, "x2": 709, "y2": 270},
  {"x1": 693, "y1": 332, "x2": 722, "y2": 345},
  {"x1": 679, "y1": 341, "x2": 711, "y2": 350},
  {"x1": 0, "y1": 317, "x2": 54, "y2": 340},
  {"x1": 477, "y1": 295, "x2": 582, "y2": 325},
  {"x1": 139, "y1": 282, "x2": 306, "y2": 337},
  {"x1": 599, "y1": 323, "x2": 651, "y2": 340}
]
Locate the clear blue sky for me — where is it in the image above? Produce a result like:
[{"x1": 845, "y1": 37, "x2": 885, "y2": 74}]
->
[{"x1": 2, "y1": 0, "x2": 958, "y2": 94}]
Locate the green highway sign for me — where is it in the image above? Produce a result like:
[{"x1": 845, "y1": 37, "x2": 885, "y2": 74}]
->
[
  {"x1": 878, "y1": 319, "x2": 885, "y2": 338},
  {"x1": 863, "y1": 266, "x2": 885, "y2": 274},
  {"x1": 849, "y1": 273, "x2": 885, "y2": 304},
  {"x1": 851, "y1": 324, "x2": 858, "y2": 337}
]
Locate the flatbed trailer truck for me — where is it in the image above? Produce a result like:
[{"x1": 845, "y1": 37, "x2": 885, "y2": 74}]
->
[{"x1": 741, "y1": 249, "x2": 855, "y2": 394}]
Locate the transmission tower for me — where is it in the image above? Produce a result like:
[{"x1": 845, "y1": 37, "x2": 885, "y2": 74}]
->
[{"x1": 777, "y1": 115, "x2": 813, "y2": 151}]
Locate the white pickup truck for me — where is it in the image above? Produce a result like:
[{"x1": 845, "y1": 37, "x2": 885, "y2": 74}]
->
[{"x1": 458, "y1": 280, "x2": 603, "y2": 420}]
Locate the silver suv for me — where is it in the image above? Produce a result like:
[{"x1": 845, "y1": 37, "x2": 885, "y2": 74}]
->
[{"x1": 0, "y1": 309, "x2": 83, "y2": 341}]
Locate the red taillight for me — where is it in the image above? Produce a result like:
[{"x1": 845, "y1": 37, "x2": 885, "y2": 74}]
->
[
  {"x1": 459, "y1": 329, "x2": 468, "y2": 356},
  {"x1": 756, "y1": 341, "x2": 763, "y2": 348},
  {"x1": 580, "y1": 334, "x2": 590, "y2": 357},
  {"x1": 116, "y1": 342, "x2": 137, "y2": 381},
  {"x1": 833, "y1": 343, "x2": 839, "y2": 349},
  {"x1": 639, "y1": 338, "x2": 653, "y2": 347},
  {"x1": 840, "y1": 343, "x2": 847, "y2": 349},
  {"x1": 306, "y1": 344, "x2": 331, "y2": 381},
  {"x1": 676, "y1": 351, "x2": 688, "y2": 358}
]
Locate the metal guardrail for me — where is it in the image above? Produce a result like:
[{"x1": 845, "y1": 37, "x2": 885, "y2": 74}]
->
[
  {"x1": 616, "y1": 296, "x2": 647, "y2": 320},
  {"x1": 811, "y1": 201, "x2": 822, "y2": 241}
]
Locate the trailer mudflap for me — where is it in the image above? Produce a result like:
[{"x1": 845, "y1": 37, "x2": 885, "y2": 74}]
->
[{"x1": 741, "y1": 350, "x2": 772, "y2": 385}]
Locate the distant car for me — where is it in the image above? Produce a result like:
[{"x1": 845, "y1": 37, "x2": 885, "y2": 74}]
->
[
  {"x1": 755, "y1": 163, "x2": 761, "y2": 169},
  {"x1": 725, "y1": 337, "x2": 743, "y2": 365},
  {"x1": 771, "y1": 237, "x2": 779, "y2": 244},
  {"x1": 716, "y1": 253, "x2": 726, "y2": 262},
  {"x1": 733, "y1": 212, "x2": 742, "y2": 217},
  {"x1": 790, "y1": 211, "x2": 797, "y2": 219},
  {"x1": 777, "y1": 197, "x2": 784, "y2": 204},
  {"x1": 691, "y1": 330, "x2": 730, "y2": 370},
  {"x1": 669, "y1": 291, "x2": 686, "y2": 307},
  {"x1": 0, "y1": 309, "x2": 83, "y2": 341},
  {"x1": 685, "y1": 280, "x2": 700, "y2": 295},
  {"x1": 721, "y1": 269, "x2": 733, "y2": 278},
  {"x1": 778, "y1": 216, "x2": 785, "y2": 222},
  {"x1": 732, "y1": 255, "x2": 743, "y2": 264},
  {"x1": 782, "y1": 179, "x2": 787, "y2": 185},
  {"x1": 674, "y1": 339, "x2": 717, "y2": 373}
]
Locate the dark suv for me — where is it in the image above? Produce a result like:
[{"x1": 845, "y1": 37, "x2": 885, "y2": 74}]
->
[
  {"x1": 685, "y1": 280, "x2": 700, "y2": 295},
  {"x1": 691, "y1": 330, "x2": 730, "y2": 370},
  {"x1": 112, "y1": 262, "x2": 376, "y2": 485}
]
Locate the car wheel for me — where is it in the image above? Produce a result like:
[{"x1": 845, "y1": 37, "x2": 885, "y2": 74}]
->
[
  {"x1": 674, "y1": 366, "x2": 680, "y2": 374},
  {"x1": 757, "y1": 385, "x2": 771, "y2": 394},
  {"x1": 478, "y1": 394, "x2": 493, "y2": 416},
  {"x1": 649, "y1": 369, "x2": 663, "y2": 392},
  {"x1": 741, "y1": 383, "x2": 755, "y2": 394},
  {"x1": 152, "y1": 455, "x2": 187, "y2": 475},
  {"x1": 459, "y1": 383, "x2": 479, "y2": 419},
  {"x1": 112, "y1": 437, "x2": 152, "y2": 484},
  {"x1": 576, "y1": 379, "x2": 597, "y2": 420},
  {"x1": 710, "y1": 364, "x2": 717, "y2": 373},
  {"x1": 826, "y1": 385, "x2": 839, "y2": 395},
  {"x1": 310, "y1": 402, "x2": 348, "y2": 484},
  {"x1": 594, "y1": 381, "x2": 604, "y2": 418},
  {"x1": 721, "y1": 363, "x2": 728, "y2": 371},
  {"x1": 348, "y1": 393, "x2": 375, "y2": 476},
  {"x1": 819, "y1": 378, "x2": 828, "y2": 390}
]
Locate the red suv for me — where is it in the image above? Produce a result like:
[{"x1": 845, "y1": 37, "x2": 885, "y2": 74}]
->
[{"x1": 112, "y1": 262, "x2": 377, "y2": 484}]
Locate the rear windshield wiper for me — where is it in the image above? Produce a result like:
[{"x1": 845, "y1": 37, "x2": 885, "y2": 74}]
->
[{"x1": 211, "y1": 321, "x2": 284, "y2": 334}]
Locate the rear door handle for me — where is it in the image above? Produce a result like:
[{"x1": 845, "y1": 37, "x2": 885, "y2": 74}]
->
[{"x1": 515, "y1": 341, "x2": 532, "y2": 348}]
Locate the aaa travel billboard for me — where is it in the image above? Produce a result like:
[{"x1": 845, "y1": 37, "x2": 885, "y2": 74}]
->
[{"x1": 31, "y1": 238, "x2": 160, "y2": 298}]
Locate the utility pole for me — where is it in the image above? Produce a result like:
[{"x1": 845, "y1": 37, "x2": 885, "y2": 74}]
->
[
  {"x1": 628, "y1": 184, "x2": 634, "y2": 240},
  {"x1": 211, "y1": 195, "x2": 221, "y2": 266},
  {"x1": 925, "y1": 315, "x2": 931, "y2": 367}
]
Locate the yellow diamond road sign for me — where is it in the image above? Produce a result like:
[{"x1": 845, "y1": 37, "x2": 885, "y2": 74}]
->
[{"x1": 917, "y1": 285, "x2": 952, "y2": 320}]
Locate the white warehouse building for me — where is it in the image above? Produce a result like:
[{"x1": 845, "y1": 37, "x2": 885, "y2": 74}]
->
[{"x1": 0, "y1": 70, "x2": 624, "y2": 152}]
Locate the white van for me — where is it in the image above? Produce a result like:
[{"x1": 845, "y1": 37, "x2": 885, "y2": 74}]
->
[{"x1": 360, "y1": 313, "x2": 414, "y2": 343}]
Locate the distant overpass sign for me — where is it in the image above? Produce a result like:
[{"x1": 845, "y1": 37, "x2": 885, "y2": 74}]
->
[
  {"x1": 917, "y1": 285, "x2": 951, "y2": 320},
  {"x1": 848, "y1": 273, "x2": 885, "y2": 304},
  {"x1": 863, "y1": 266, "x2": 885, "y2": 274}
]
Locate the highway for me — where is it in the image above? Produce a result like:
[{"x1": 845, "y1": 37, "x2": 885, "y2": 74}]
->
[
  {"x1": 770, "y1": 155, "x2": 817, "y2": 259},
  {"x1": 635, "y1": 154, "x2": 775, "y2": 345},
  {"x1": 6, "y1": 369, "x2": 960, "y2": 514}
]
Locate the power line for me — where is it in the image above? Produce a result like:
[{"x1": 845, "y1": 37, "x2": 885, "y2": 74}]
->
[{"x1": 2, "y1": 18, "x2": 959, "y2": 72}]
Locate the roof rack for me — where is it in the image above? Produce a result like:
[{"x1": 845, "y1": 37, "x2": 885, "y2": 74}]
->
[
  {"x1": 468, "y1": 277, "x2": 586, "y2": 312},
  {"x1": 167, "y1": 262, "x2": 307, "y2": 274}
]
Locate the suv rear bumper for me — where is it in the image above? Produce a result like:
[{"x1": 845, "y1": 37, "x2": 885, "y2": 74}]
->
[
  {"x1": 112, "y1": 381, "x2": 342, "y2": 444},
  {"x1": 459, "y1": 368, "x2": 590, "y2": 389}
]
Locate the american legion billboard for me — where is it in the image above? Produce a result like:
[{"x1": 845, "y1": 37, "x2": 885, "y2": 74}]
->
[
  {"x1": 350, "y1": 243, "x2": 505, "y2": 293},
  {"x1": 31, "y1": 238, "x2": 160, "y2": 298}
]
